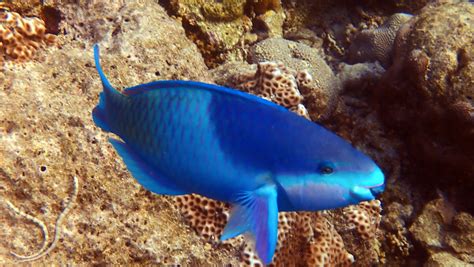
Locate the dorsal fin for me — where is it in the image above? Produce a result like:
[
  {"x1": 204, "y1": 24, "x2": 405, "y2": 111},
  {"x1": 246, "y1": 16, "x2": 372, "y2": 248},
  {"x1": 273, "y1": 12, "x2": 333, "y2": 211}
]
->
[{"x1": 123, "y1": 80, "x2": 287, "y2": 111}]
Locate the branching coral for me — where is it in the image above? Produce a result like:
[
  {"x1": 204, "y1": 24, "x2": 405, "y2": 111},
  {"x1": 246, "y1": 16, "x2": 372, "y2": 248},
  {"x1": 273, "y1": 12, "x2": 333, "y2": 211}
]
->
[
  {"x1": 3, "y1": 176, "x2": 78, "y2": 262},
  {"x1": 231, "y1": 61, "x2": 312, "y2": 119},
  {"x1": 0, "y1": 7, "x2": 54, "y2": 62}
]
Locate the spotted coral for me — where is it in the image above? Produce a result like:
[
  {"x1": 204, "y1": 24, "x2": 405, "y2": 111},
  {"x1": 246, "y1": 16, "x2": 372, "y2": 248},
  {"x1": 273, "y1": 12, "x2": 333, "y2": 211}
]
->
[
  {"x1": 343, "y1": 200, "x2": 382, "y2": 240},
  {"x1": 231, "y1": 61, "x2": 311, "y2": 119},
  {"x1": 173, "y1": 194, "x2": 356, "y2": 266},
  {"x1": 0, "y1": 7, "x2": 54, "y2": 62}
]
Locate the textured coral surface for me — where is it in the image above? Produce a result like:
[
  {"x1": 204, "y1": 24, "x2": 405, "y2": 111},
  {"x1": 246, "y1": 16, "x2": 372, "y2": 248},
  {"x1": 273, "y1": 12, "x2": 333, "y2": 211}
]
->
[
  {"x1": 1, "y1": 0, "x2": 473, "y2": 266},
  {"x1": 0, "y1": 8, "x2": 54, "y2": 62}
]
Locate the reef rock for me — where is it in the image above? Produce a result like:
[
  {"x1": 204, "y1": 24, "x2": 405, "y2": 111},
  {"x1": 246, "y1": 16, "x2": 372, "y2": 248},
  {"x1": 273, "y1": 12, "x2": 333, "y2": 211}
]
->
[
  {"x1": 168, "y1": 0, "x2": 251, "y2": 67},
  {"x1": 378, "y1": 2, "x2": 474, "y2": 211},
  {"x1": 410, "y1": 198, "x2": 474, "y2": 264},
  {"x1": 0, "y1": 0, "x2": 237, "y2": 265}
]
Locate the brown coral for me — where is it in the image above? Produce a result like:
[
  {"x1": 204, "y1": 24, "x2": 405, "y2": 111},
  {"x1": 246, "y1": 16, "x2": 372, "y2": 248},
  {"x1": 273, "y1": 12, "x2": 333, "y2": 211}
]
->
[
  {"x1": 172, "y1": 194, "x2": 356, "y2": 266},
  {"x1": 0, "y1": 8, "x2": 54, "y2": 62},
  {"x1": 231, "y1": 61, "x2": 311, "y2": 119},
  {"x1": 343, "y1": 200, "x2": 382, "y2": 240}
]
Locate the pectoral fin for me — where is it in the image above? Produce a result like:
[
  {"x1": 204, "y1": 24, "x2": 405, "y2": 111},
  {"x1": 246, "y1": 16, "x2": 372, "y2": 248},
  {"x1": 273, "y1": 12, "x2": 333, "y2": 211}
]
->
[
  {"x1": 221, "y1": 185, "x2": 278, "y2": 264},
  {"x1": 109, "y1": 138, "x2": 186, "y2": 195}
]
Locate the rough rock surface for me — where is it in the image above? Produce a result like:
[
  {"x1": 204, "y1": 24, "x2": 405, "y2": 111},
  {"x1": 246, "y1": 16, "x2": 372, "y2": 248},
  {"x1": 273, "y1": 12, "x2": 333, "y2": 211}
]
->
[
  {"x1": 410, "y1": 198, "x2": 474, "y2": 264},
  {"x1": 0, "y1": 1, "x2": 237, "y2": 265},
  {"x1": 0, "y1": 8, "x2": 55, "y2": 63},
  {"x1": 378, "y1": 2, "x2": 474, "y2": 211},
  {"x1": 250, "y1": 37, "x2": 339, "y2": 119},
  {"x1": 168, "y1": 0, "x2": 251, "y2": 67}
]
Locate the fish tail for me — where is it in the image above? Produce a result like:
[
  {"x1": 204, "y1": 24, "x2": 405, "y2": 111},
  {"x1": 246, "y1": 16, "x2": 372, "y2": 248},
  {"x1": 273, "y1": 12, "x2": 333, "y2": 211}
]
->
[{"x1": 92, "y1": 44, "x2": 123, "y2": 133}]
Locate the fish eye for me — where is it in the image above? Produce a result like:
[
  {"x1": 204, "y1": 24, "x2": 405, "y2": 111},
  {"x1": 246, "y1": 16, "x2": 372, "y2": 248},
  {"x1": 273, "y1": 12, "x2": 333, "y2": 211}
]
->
[{"x1": 318, "y1": 162, "x2": 334, "y2": 175}]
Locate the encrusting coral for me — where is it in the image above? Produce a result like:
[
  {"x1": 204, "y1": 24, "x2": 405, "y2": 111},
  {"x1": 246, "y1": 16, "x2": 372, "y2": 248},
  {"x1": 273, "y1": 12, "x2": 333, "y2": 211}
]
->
[
  {"x1": 173, "y1": 194, "x2": 369, "y2": 266},
  {"x1": 343, "y1": 200, "x2": 382, "y2": 240},
  {"x1": 0, "y1": 7, "x2": 54, "y2": 62}
]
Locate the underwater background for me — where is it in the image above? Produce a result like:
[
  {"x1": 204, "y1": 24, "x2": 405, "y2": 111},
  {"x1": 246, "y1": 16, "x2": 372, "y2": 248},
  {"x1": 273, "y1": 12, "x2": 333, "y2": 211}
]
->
[{"x1": 0, "y1": 0, "x2": 472, "y2": 265}]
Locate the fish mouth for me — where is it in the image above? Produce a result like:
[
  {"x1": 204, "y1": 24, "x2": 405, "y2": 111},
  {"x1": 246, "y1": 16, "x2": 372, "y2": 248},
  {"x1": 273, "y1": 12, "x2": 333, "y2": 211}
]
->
[
  {"x1": 364, "y1": 183, "x2": 385, "y2": 197},
  {"x1": 351, "y1": 183, "x2": 385, "y2": 201}
]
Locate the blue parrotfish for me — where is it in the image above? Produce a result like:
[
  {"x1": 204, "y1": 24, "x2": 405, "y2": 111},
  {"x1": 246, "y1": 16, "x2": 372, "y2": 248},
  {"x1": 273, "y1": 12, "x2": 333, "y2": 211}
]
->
[{"x1": 92, "y1": 44, "x2": 385, "y2": 264}]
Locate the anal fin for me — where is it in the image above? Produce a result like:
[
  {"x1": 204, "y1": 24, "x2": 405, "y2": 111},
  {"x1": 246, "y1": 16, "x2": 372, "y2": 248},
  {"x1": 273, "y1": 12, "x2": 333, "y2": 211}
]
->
[
  {"x1": 221, "y1": 184, "x2": 278, "y2": 264},
  {"x1": 109, "y1": 138, "x2": 186, "y2": 195}
]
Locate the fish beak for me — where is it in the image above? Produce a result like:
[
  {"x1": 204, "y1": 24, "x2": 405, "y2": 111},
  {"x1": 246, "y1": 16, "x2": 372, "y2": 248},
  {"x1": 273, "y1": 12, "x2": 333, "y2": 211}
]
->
[
  {"x1": 369, "y1": 183, "x2": 385, "y2": 196},
  {"x1": 350, "y1": 186, "x2": 374, "y2": 201},
  {"x1": 350, "y1": 167, "x2": 385, "y2": 201},
  {"x1": 366, "y1": 166, "x2": 385, "y2": 197}
]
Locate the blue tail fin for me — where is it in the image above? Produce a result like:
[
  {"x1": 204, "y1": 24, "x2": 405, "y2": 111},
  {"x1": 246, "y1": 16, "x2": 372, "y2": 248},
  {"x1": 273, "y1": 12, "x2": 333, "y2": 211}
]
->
[{"x1": 92, "y1": 44, "x2": 121, "y2": 133}]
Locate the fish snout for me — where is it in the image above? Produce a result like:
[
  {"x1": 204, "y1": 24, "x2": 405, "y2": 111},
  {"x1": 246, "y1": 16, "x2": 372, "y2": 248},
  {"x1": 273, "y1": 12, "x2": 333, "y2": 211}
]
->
[
  {"x1": 367, "y1": 166, "x2": 385, "y2": 196},
  {"x1": 350, "y1": 167, "x2": 385, "y2": 201},
  {"x1": 369, "y1": 183, "x2": 385, "y2": 196}
]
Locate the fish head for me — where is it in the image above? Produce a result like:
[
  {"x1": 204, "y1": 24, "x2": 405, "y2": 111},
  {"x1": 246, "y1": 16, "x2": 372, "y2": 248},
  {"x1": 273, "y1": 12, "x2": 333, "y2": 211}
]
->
[{"x1": 276, "y1": 134, "x2": 385, "y2": 211}]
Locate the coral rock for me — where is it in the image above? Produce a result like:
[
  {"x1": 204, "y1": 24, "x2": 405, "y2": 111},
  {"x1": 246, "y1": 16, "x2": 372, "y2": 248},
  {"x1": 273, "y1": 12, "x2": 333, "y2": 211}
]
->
[
  {"x1": 211, "y1": 61, "x2": 312, "y2": 119},
  {"x1": 378, "y1": 2, "x2": 474, "y2": 212},
  {"x1": 250, "y1": 37, "x2": 339, "y2": 119},
  {"x1": 169, "y1": 0, "x2": 251, "y2": 67},
  {"x1": 173, "y1": 194, "x2": 356, "y2": 266},
  {"x1": 0, "y1": 9, "x2": 54, "y2": 62},
  {"x1": 410, "y1": 197, "x2": 473, "y2": 264},
  {"x1": 426, "y1": 252, "x2": 471, "y2": 267},
  {"x1": 347, "y1": 13, "x2": 413, "y2": 68},
  {"x1": 343, "y1": 200, "x2": 382, "y2": 240}
]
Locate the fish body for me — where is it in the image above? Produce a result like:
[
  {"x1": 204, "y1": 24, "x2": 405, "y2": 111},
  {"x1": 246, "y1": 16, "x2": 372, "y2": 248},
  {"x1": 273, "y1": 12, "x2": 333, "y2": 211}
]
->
[{"x1": 92, "y1": 45, "x2": 385, "y2": 264}]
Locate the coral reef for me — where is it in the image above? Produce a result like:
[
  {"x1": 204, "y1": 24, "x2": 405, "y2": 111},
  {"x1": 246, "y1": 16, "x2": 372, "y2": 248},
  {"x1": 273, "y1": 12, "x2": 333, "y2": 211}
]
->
[
  {"x1": 337, "y1": 62, "x2": 386, "y2": 88},
  {"x1": 0, "y1": 0, "x2": 234, "y2": 265},
  {"x1": 410, "y1": 197, "x2": 474, "y2": 264},
  {"x1": 378, "y1": 2, "x2": 474, "y2": 211},
  {"x1": 250, "y1": 37, "x2": 339, "y2": 119},
  {"x1": 4, "y1": 176, "x2": 78, "y2": 262},
  {"x1": 347, "y1": 13, "x2": 413, "y2": 68},
  {"x1": 173, "y1": 193, "x2": 383, "y2": 266},
  {"x1": 169, "y1": 0, "x2": 251, "y2": 67},
  {"x1": 1, "y1": 0, "x2": 473, "y2": 265},
  {"x1": 230, "y1": 61, "x2": 311, "y2": 118},
  {"x1": 0, "y1": 8, "x2": 54, "y2": 62},
  {"x1": 343, "y1": 200, "x2": 382, "y2": 240}
]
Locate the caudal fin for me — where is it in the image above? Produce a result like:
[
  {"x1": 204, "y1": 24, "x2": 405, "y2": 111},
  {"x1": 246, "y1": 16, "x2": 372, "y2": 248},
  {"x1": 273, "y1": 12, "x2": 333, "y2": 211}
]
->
[{"x1": 92, "y1": 44, "x2": 121, "y2": 133}]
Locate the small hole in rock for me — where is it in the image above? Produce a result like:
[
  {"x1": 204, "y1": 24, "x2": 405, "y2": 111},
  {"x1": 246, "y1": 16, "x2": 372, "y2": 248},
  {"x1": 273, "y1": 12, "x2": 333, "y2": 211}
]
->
[{"x1": 40, "y1": 166, "x2": 47, "y2": 172}]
